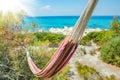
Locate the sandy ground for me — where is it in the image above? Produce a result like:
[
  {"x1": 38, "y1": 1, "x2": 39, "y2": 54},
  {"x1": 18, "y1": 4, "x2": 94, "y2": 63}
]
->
[
  {"x1": 49, "y1": 27, "x2": 102, "y2": 36},
  {"x1": 67, "y1": 42, "x2": 120, "y2": 80}
]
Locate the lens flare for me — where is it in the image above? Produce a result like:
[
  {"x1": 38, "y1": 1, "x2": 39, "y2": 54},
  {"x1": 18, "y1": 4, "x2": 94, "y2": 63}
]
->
[{"x1": 0, "y1": 0, "x2": 26, "y2": 14}]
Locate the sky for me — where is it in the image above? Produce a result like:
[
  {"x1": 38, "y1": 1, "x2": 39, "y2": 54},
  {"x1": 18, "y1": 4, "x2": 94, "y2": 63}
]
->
[{"x1": 0, "y1": 0, "x2": 120, "y2": 16}]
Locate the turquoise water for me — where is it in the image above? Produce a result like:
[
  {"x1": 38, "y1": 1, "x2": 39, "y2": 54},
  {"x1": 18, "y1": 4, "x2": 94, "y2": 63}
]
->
[{"x1": 24, "y1": 16, "x2": 120, "y2": 31}]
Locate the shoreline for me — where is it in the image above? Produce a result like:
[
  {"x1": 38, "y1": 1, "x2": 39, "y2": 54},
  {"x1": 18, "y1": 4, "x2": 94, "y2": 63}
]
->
[{"x1": 49, "y1": 26, "x2": 107, "y2": 36}]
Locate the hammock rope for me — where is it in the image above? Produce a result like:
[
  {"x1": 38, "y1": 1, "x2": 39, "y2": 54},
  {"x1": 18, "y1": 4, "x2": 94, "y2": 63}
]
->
[{"x1": 24, "y1": 0, "x2": 98, "y2": 79}]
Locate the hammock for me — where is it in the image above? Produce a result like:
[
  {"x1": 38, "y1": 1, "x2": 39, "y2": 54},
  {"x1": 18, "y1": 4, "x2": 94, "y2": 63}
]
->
[{"x1": 24, "y1": 0, "x2": 98, "y2": 79}]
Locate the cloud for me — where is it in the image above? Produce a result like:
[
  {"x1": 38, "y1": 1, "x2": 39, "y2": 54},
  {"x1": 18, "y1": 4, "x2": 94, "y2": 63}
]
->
[{"x1": 39, "y1": 5, "x2": 51, "y2": 11}]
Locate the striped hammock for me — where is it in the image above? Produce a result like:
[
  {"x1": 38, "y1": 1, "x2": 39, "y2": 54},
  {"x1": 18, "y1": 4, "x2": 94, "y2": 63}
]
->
[{"x1": 24, "y1": 0, "x2": 98, "y2": 79}]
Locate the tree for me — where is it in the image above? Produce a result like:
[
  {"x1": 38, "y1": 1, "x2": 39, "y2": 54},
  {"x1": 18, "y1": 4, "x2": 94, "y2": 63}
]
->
[
  {"x1": 0, "y1": 11, "x2": 68, "y2": 80},
  {"x1": 110, "y1": 16, "x2": 120, "y2": 35},
  {"x1": 0, "y1": 11, "x2": 33, "y2": 80}
]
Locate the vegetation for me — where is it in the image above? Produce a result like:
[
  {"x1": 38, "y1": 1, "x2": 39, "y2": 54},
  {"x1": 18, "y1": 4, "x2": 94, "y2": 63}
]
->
[
  {"x1": 32, "y1": 32, "x2": 65, "y2": 47},
  {"x1": 110, "y1": 16, "x2": 120, "y2": 35},
  {"x1": 34, "y1": 32, "x2": 65, "y2": 43},
  {"x1": 0, "y1": 11, "x2": 68, "y2": 80},
  {"x1": 76, "y1": 62, "x2": 98, "y2": 80},
  {"x1": 0, "y1": 11, "x2": 33, "y2": 80},
  {"x1": 90, "y1": 49, "x2": 96, "y2": 55},
  {"x1": 80, "y1": 30, "x2": 114, "y2": 45},
  {"x1": 0, "y1": 10, "x2": 120, "y2": 80},
  {"x1": 80, "y1": 17, "x2": 120, "y2": 46},
  {"x1": 52, "y1": 66, "x2": 70, "y2": 80},
  {"x1": 101, "y1": 37, "x2": 120, "y2": 67},
  {"x1": 80, "y1": 17, "x2": 120, "y2": 68},
  {"x1": 76, "y1": 62, "x2": 116, "y2": 80},
  {"x1": 100, "y1": 17, "x2": 120, "y2": 67},
  {"x1": 97, "y1": 75, "x2": 116, "y2": 80}
]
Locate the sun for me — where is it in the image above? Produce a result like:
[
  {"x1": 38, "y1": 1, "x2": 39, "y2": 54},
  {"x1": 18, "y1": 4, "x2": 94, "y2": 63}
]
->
[{"x1": 0, "y1": 0, "x2": 25, "y2": 13}]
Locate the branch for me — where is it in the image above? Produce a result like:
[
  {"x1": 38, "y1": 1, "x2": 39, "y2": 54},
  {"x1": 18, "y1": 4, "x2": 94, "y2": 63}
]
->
[{"x1": 0, "y1": 64, "x2": 15, "y2": 71}]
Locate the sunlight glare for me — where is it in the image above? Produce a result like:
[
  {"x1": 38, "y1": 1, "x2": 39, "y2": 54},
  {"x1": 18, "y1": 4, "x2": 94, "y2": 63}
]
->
[{"x1": 0, "y1": 0, "x2": 25, "y2": 13}]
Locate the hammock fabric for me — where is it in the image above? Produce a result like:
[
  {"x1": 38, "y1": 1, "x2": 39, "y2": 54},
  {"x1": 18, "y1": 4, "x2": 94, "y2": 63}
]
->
[{"x1": 24, "y1": 0, "x2": 98, "y2": 79}]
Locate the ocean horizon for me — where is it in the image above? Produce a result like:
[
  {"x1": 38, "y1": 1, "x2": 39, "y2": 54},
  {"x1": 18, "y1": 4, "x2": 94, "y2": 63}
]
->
[{"x1": 24, "y1": 16, "x2": 120, "y2": 31}]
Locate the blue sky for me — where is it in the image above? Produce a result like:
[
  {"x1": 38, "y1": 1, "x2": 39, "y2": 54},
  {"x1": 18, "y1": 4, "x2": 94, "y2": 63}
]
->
[{"x1": 25, "y1": 0, "x2": 120, "y2": 16}]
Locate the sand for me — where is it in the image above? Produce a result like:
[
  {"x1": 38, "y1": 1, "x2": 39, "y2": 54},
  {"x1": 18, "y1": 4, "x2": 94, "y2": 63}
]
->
[{"x1": 49, "y1": 26, "x2": 103, "y2": 36}]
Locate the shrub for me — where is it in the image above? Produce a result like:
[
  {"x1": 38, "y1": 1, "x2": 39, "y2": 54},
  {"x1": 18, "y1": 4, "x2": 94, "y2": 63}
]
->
[
  {"x1": 0, "y1": 11, "x2": 68, "y2": 80},
  {"x1": 76, "y1": 62, "x2": 98, "y2": 80},
  {"x1": 106, "y1": 75, "x2": 116, "y2": 80},
  {"x1": 76, "y1": 62, "x2": 116, "y2": 80},
  {"x1": 101, "y1": 37, "x2": 120, "y2": 67},
  {"x1": 80, "y1": 35, "x2": 91, "y2": 45},
  {"x1": 52, "y1": 66, "x2": 70, "y2": 80},
  {"x1": 34, "y1": 32, "x2": 65, "y2": 42},
  {"x1": 80, "y1": 30, "x2": 114, "y2": 45},
  {"x1": 33, "y1": 32, "x2": 65, "y2": 46},
  {"x1": 90, "y1": 49, "x2": 96, "y2": 56},
  {"x1": 29, "y1": 48, "x2": 69, "y2": 80},
  {"x1": 110, "y1": 17, "x2": 120, "y2": 35}
]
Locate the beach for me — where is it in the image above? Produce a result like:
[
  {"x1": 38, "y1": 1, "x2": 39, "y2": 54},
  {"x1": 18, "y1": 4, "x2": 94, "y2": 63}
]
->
[
  {"x1": 49, "y1": 27, "x2": 103, "y2": 36},
  {"x1": 47, "y1": 27, "x2": 120, "y2": 80},
  {"x1": 68, "y1": 42, "x2": 120, "y2": 80},
  {"x1": 0, "y1": 0, "x2": 120, "y2": 79}
]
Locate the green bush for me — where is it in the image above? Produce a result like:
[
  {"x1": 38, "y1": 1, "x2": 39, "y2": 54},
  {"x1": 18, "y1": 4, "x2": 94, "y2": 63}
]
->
[
  {"x1": 32, "y1": 32, "x2": 65, "y2": 46},
  {"x1": 52, "y1": 66, "x2": 70, "y2": 80},
  {"x1": 101, "y1": 37, "x2": 120, "y2": 67},
  {"x1": 76, "y1": 62, "x2": 98, "y2": 80},
  {"x1": 80, "y1": 35, "x2": 91, "y2": 45},
  {"x1": 34, "y1": 32, "x2": 65, "y2": 42},
  {"x1": 110, "y1": 17, "x2": 120, "y2": 35},
  {"x1": 76, "y1": 62, "x2": 117, "y2": 80},
  {"x1": 90, "y1": 49, "x2": 96, "y2": 56},
  {"x1": 97, "y1": 75, "x2": 116, "y2": 80},
  {"x1": 106, "y1": 75, "x2": 116, "y2": 80},
  {"x1": 80, "y1": 30, "x2": 114, "y2": 45},
  {"x1": 0, "y1": 11, "x2": 68, "y2": 80},
  {"x1": 80, "y1": 16, "x2": 120, "y2": 46},
  {"x1": 0, "y1": 44, "x2": 69, "y2": 80}
]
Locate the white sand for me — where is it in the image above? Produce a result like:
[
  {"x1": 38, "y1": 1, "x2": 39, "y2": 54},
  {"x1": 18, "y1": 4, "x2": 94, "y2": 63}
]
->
[
  {"x1": 68, "y1": 42, "x2": 120, "y2": 80},
  {"x1": 49, "y1": 26, "x2": 103, "y2": 36}
]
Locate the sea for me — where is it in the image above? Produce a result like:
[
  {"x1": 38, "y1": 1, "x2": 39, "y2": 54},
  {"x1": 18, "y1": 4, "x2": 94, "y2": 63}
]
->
[{"x1": 24, "y1": 16, "x2": 120, "y2": 31}]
